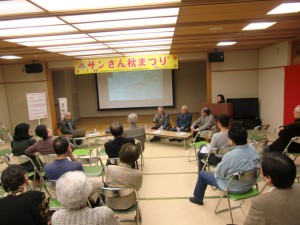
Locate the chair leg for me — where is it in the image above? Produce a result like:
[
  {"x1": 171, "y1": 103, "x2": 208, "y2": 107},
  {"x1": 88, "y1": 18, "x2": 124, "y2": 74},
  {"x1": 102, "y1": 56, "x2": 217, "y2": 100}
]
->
[
  {"x1": 214, "y1": 194, "x2": 225, "y2": 214},
  {"x1": 227, "y1": 195, "x2": 234, "y2": 224},
  {"x1": 188, "y1": 147, "x2": 197, "y2": 163}
]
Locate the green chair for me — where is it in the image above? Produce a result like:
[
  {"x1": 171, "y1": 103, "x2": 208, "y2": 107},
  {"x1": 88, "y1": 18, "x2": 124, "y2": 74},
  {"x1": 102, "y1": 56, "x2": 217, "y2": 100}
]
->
[
  {"x1": 0, "y1": 149, "x2": 11, "y2": 164},
  {"x1": 188, "y1": 140, "x2": 208, "y2": 163},
  {"x1": 73, "y1": 148, "x2": 91, "y2": 157},
  {"x1": 283, "y1": 136, "x2": 300, "y2": 161},
  {"x1": 43, "y1": 180, "x2": 64, "y2": 211},
  {"x1": 214, "y1": 168, "x2": 260, "y2": 224},
  {"x1": 248, "y1": 125, "x2": 269, "y2": 143},
  {"x1": 201, "y1": 146, "x2": 231, "y2": 171},
  {"x1": 99, "y1": 187, "x2": 141, "y2": 225},
  {"x1": 77, "y1": 156, "x2": 104, "y2": 182}
]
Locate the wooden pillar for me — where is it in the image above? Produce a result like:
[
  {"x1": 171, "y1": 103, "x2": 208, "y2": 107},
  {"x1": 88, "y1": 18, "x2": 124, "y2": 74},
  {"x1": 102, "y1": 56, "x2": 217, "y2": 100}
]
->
[
  {"x1": 45, "y1": 63, "x2": 57, "y2": 130},
  {"x1": 206, "y1": 59, "x2": 212, "y2": 103}
]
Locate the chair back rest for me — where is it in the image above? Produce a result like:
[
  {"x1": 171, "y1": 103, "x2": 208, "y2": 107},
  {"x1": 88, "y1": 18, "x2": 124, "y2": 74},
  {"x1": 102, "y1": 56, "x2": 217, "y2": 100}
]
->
[
  {"x1": 77, "y1": 156, "x2": 100, "y2": 165},
  {"x1": 217, "y1": 146, "x2": 231, "y2": 155},
  {"x1": 199, "y1": 130, "x2": 210, "y2": 138},
  {"x1": 252, "y1": 140, "x2": 268, "y2": 153},
  {"x1": 235, "y1": 168, "x2": 260, "y2": 182},
  {"x1": 292, "y1": 136, "x2": 300, "y2": 144},
  {"x1": 8, "y1": 155, "x2": 30, "y2": 165},
  {"x1": 99, "y1": 187, "x2": 136, "y2": 198},
  {"x1": 0, "y1": 149, "x2": 11, "y2": 157},
  {"x1": 107, "y1": 158, "x2": 121, "y2": 165},
  {"x1": 37, "y1": 154, "x2": 57, "y2": 165}
]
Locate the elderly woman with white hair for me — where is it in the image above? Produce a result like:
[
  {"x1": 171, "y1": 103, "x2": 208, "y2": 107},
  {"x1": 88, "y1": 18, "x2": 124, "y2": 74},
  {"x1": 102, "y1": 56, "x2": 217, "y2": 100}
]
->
[
  {"x1": 52, "y1": 171, "x2": 119, "y2": 225},
  {"x1": 123, "y1": 113, "x2": 146, "y2": 149}
]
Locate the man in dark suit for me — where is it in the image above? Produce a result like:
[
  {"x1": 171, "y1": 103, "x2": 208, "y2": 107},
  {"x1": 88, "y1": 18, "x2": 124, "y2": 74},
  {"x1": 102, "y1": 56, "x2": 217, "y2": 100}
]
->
[
  {"x1": 265, "y1": 105, "x2": 300, "y2": 153},
  {"x1": 150, "y1": 106, "x2": 170, "y2": 142},
  {"x1": 60, "y1": 112, "x2": 76, "y2": 135},
  {"x1": 169, "y1": 105, "x2": 192, "y2": 142},
  {"x1": 104, "y1": 122, "x2": 135, "y2": 158}
]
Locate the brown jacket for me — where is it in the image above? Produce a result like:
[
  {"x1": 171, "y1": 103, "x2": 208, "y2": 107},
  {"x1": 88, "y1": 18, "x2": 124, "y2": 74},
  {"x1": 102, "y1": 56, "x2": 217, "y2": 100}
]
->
[
  {"x1": 106, "y1": 164, "x2": 142, "y2": 210},
  {"x1": 244, "y1": 184, "x2": 300, "y2": 225}
]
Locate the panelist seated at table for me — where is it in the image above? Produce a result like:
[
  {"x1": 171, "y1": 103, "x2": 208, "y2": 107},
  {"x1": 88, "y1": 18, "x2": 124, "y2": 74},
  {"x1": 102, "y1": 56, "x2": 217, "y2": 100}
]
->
[
  {"x1": 25, "y1": 125, "x2": 76, "y2": 156},
  {"x1": 191, "y1": 107, "x2": 215, "y2": 137},
  {"x1": 150, "y1": 106, "x2": 170, "y2": 142},
  {"x1": 60, "y1": 112, "x2": 76, "y2": 135},
  {"x1": 105, "y1": 122, "x2": 135, "y2": 159},
  {"x1": 169, "y1": 105, "x2": 192, "y2": 142}
]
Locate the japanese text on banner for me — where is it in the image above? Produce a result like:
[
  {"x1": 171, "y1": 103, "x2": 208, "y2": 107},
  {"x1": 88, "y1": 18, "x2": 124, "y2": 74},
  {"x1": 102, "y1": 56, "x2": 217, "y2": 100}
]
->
[{"x1": 74, "y1": 54, "x2": 178, "y2": 74}]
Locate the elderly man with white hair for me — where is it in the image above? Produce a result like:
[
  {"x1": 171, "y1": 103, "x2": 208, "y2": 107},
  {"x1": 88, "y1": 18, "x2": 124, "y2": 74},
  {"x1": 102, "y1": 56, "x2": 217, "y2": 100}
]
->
[
  {"x1": 60, "y1": 111, "x2": 76, "y2": 135},
  {"x1": 123, "y1": 113, "x2": 146, "y2": 150},
  {"x1": 265, "y1": 105, "x2": 300, "y2": 153},
  {"x1": 52, "y1": 171, "x2": 119, "y2": 225}
]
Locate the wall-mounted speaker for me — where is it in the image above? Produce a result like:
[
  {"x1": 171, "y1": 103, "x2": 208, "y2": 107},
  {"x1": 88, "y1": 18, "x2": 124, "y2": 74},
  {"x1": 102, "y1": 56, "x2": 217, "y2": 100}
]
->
[
  {"x1": 208, "y1": 52, "x2": 224, "y2": 62},
  {"x1": 24, "y1": 63, "x2": 43, "y2": 73}
]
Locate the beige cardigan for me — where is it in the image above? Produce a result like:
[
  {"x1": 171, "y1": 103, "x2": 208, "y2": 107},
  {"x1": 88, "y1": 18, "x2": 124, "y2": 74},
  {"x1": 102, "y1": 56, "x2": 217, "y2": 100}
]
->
[{"x1": 106, "y1": 164, "x2": 142, "y2": 210}]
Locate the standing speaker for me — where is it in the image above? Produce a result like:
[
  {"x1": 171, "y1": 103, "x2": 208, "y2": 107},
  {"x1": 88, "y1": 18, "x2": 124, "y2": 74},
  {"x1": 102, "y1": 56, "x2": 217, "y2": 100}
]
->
[
  {"x1": 24, "y1": 63, "x2": 43, "y2": 73},
  {"x1": 208, "y1": 52, "x2": 224, "y2": 62}
]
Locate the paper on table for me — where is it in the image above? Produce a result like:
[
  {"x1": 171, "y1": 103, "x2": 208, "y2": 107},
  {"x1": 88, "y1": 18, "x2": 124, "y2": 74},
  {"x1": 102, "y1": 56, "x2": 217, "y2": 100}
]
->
[
  {"x1": 152, "y1": 130, "x2": 162, "y2": 134},
  {"x1": 176, "y1": 132, "x2": 187, "y2": 136}
]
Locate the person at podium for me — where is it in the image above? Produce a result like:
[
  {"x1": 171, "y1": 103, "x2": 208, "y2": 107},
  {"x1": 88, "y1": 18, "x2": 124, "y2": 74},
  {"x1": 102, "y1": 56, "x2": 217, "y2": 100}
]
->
[{"x1": 217, "y1": 94, "x2": 225, "y2": 103}]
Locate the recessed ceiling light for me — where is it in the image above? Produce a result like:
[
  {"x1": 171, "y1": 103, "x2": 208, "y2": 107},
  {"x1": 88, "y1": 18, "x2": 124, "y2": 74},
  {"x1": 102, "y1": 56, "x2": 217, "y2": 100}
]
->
[
  {"x1": 0, "y1": 0, "x2": 43, "y2": 15},
  {"x1": 0, "y1": 17, "x2": 64, "y2": 29},
  {"x1": 0, "y1": 55, "x2": 22, "y2": 59},
  {"x1": 242, "y1": 22, "x2": 276, "y2": 30},
  {"x1": 117, "y1": 46, "x2": 171, "y2": 53},
  {"x1": 74, "y1": 17, "x2": 177, "y2": 31},
  {"x1": 16, "y1": 38, "x2": 96, "y2": 47},
  {"x1": 267, "y1": 3, "x2": 300, "y2": 14},
  {"x1": 61, "y1": 8, "x2": 179, "y2": 23},
  {"x1": 61, "y1": 49, "x2": 117, "y2": 56},
  {"x1": 90, "y1": 27, "x2": 175, "y2": 37},
  {"x1": 5, "y1": 34, "x2": 88, "y2": 43},
  {"x1": 0, "y1": 25, "x2": 77, "y2": 37},
  {"x1": 39, "y1": 43, "x2": 107, "y2": 52},
  {"x1": 209, "y1": 27, "x2": 223, "y2": 31},
  {"x1": 217, "y1": 41, "x2": 237, "y2": 46},
  {"x1": 106, "y1": 39, "x2": 172, "y2": 48},
  {"x1": 93, "y1": 32, "x2": 174, "y2": 42},
  {"x1": 124, "y1": 51, "x2": 170, "y2": 56},
  {"x1": 31, "y1": 0, "x2": 181, "y2": 12}
]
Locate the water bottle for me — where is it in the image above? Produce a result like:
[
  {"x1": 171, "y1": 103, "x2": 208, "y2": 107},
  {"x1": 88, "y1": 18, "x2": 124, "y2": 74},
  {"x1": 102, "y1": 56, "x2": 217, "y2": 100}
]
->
[
  {"x1": 177, "y1": 127, "x2": 180, "y2": 135},
  {"x1": 94, "y1": 128, "x2": 97, "y2": 134},
  {"x1": 159, "y1": 126, "x2": 163, "y2": 132},
  {"x1": 144, "y1": 124, "x2": 147, "y2": 131}
]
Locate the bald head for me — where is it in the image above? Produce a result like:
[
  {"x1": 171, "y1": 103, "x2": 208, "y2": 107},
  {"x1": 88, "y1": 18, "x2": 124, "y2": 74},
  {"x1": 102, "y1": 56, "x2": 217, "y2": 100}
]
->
[
  {"x1": 294, "y1": 105, "x2": 300, "y2": 120},
  {"x1": 181, "y1": 105, "x2": 188, "y2": 115}
]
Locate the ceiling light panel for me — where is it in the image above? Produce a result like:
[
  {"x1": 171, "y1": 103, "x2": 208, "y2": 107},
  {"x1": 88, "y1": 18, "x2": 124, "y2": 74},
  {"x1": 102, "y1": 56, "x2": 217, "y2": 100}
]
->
[
  {"x1": 0, "y1": 55, "x2": 22, "y2": 59},
  {"x1": 267, "y1": 3, "x2": 300, "y2": 14},
  {"x1": 242, "y1": 22, "x2": 276, "y2": 30},
  {"x1": 39, "y1": 44, "x2": 107, "y2": 52},
  {"x1": 93, "y1": 32, "x2": 174, "y2": 42},
  {"x1": 17, "y1": 38, "x2": 96, "y2": 47},
  {"x1": 0, "y1": 25, "x2": 77, "y2": 37},
  {"x1": 61, "y1": 8, "x2": 179, "y2": 23},
  {"x1": 124, "y1": 51, "x2": 170, "y2": 56},
  {"x1": 0, "y1": 0, "x2": 44, "y2": 15},
  {"x1": 117, "y1": 46, "x2": 171, "y2": 53},
  {"x1": 0, "y1": 17, "x2": 64, "y2": 29},
  {"x1": 62, "y1": 49, "x2": 117, "y2": 56},
  {"x1": 31, "y1": 0, "x2": 181, "y2": 12},
  {"x1": 5, "y1": 34, "x2": 88, "y2": 43},
  {"x1": 217, "y1": 41, "x2": 237, "y2": 46},
  {"x1": 74, "y1": 17, "x2": 177, "y2": 31},
  {"x1": 77, "y1": 54, "x2": 124, "y2": 59},
  {"x1": 90, "y1": 27, "x2": 175, "y2": 37},
  {"x1": 106, "y1": 39, "x2": 172, "y2": 48}
]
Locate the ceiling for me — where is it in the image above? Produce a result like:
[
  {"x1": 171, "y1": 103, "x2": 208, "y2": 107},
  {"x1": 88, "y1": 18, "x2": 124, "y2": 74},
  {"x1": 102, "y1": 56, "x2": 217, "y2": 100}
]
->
[{"x1": 0, "y1": 0, "x2": 300, "y2": 64}]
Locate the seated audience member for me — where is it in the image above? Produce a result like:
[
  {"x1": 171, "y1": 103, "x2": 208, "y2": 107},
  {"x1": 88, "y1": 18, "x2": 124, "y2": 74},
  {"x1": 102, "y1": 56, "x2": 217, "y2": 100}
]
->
[
  {"x1": 0, "y1": 165, "x2": 49, "y2": 225},
  {"x1": 189, "y1": 127, "x2": 260, "y2": 205},
  {"x1": 25, "y1": 125, "x2": 75, "y2": 156},
  {"x1": 123, "y1": 113, "x2": 146, "y2": 150},
  {"x1": 150, "y1": 106, "x2": 170, "y2": 142},
  {"x1": 191, "y1": 107, "x2": 215, "y2": 137},
  {"x1": 44, "y1": 136, "x2": 82, "y2": 180},
  {"x1": 106, "y1": 143, "x2": 142, "y2": 210},
  {"x1": 244, "y1": 153, "x2": 300, "y2": 225},
  {"x1": 169, "y1": 105, "x2": 192, "y2": 142},
  {"x1": 265, "y1": 105, "x2": 300, "y2": 153},
  {"x1": 60, "y1": 111, "x2": 76, "y2": 135},
  {"x1": 105, "y1": 122, "x2": 135, "y2": 158},
  {"x1": 217, "y1": 94, "x2": 225, "y2": 103},
  {"x1": 197, "y1": 114, "x2": 229, "y2": 171},
  {"x1": 11, "y1": 123, "x2": 37, "y2": 172},
  {"x1": 52, "y1": 171, "x2": 119, "y2": 225}
]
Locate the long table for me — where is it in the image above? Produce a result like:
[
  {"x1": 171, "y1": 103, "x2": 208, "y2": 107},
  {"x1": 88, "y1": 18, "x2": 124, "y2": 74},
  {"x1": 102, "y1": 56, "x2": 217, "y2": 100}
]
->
[{"x1": 146, "y1": 130, "x2": 193, "y2": 149}]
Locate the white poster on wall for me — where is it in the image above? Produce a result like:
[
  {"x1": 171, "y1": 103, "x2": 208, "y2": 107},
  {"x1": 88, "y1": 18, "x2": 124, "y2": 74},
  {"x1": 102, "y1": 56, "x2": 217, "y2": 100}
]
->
[
  {"x1": 26, "y1": 92, "x2": 48, "y2": 121},
  {"x1": 58, "y1": 98, "x2": 68, "y2": 121}
]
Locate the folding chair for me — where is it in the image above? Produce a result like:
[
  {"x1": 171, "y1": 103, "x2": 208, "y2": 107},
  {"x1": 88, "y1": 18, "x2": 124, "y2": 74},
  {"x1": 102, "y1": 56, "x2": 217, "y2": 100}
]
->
[
  {"x1": 201, "y1": 146, "x2": 231, "y2": 171},
  {"x1": 188, "y1": 140, "x2": 208, "y2": 163},
  {"x1": 73, "y1": 148, "x2": 91, "y2": 157},
  {"x1": 248, "y1": 125, "x2": 269, "y2": 143},
  {"x1": 99, "y1": 187, "x2": 141, "y2": 225},
  {"x1": 107, "y1": 158, "x2": 121, "y2": 165},
  {"x1": 0, "y1": 149, "x2": 11, "y2": 165},
  {"x1": 134, "y1": 138, "x2": 145, "y2": 170},
  {"x1": 251, "y1": 139, "x2": 268, "y2": 155},
  {"x1": 214, "y1": 168, "x2": 260, "y2": 224},
  {"x1": 283, "y1": 136, "x2": 300, "y2": 161},
  {"x1": 77, "y1": 156, "x2": 105, "y2": 182},
  {"x1": 43, "y1": 180, "x2": 64, "y2": 210}
]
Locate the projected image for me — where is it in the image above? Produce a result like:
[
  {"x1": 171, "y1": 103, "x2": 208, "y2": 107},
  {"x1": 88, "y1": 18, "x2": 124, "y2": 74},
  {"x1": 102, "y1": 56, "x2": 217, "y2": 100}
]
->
[{"x1": 108, "y1": 71, "x2": 163, "y2": 101}]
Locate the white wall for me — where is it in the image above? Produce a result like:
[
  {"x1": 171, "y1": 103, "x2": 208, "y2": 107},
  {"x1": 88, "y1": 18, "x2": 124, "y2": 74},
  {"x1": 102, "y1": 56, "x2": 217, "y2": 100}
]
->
[
  {"x1": 211, "y1": 50, "x2": 259, "y2": 103},
  {"x1": 258, "y1": 41, "x2": 290, "y2": 132},
  {"x1": 1, "y1": 64, "x2": 53, "y2": 132}
]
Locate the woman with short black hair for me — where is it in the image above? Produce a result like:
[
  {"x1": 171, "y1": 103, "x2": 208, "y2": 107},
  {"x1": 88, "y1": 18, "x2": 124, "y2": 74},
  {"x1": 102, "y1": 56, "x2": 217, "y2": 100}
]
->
[{"x1": 0, "y1": 165, "x2": 49, "y2": 225}]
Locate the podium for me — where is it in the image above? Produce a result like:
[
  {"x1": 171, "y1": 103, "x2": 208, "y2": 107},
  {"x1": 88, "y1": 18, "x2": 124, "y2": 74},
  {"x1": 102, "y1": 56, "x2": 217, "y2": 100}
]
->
[{"x1": 201, "y1": 103, "x2": 233, "y2": 127}]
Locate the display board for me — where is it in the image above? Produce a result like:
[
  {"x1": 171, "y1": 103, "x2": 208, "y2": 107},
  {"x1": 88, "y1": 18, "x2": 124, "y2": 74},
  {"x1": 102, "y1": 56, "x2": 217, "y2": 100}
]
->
[{"x1": 26, "y1": 92, "x2": 48, "y2": 120}]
